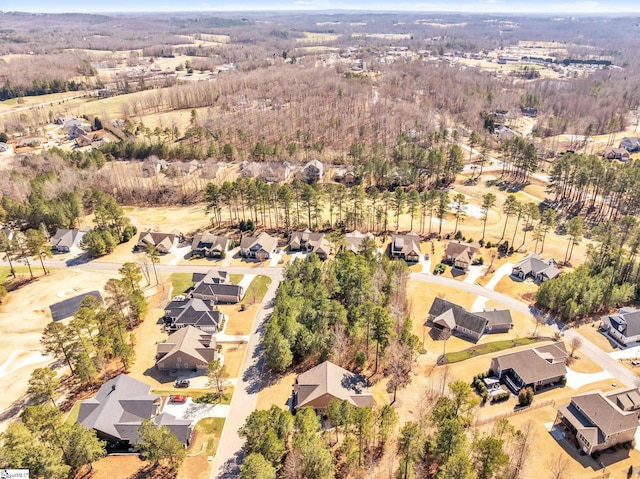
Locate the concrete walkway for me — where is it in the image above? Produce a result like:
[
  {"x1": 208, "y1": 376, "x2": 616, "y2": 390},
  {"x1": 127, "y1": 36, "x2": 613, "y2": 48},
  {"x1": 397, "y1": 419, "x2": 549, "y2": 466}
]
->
[
  {"x1": 471, "y1": 262, "x2": 513, "y2": 311},
  {"x1": 236, "y1": 274, "x2": 255, "y2": 294}
]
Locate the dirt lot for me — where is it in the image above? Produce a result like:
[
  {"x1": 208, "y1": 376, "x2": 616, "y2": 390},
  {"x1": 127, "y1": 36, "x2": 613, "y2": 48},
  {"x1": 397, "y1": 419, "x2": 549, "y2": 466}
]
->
[{"x1": 0, "y1": 267, "x2": 115, "y2": 432}]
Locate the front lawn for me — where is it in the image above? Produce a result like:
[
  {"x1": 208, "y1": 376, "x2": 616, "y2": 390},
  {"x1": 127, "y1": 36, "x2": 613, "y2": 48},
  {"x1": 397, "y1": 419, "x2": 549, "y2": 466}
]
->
[
  {"x1": 242, "y1": 275, "x2": 272, "y2": 304},
  {"x1": 170, "y1": 273, "x2": 193, "y2": 295},
  {"x1": 191, "y1": 417, "x2": 226, "y2": 457},
  {"x1": 445, "y1": 337, "x2": 540, "y2": 363},
  {"x1": 229, "y1": 274, "x2": 243, "y2": 285}
]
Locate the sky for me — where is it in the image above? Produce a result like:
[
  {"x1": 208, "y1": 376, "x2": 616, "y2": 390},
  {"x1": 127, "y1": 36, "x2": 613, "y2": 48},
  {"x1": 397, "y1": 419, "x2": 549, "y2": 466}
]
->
[{"x1": 2, "y1": 0, "x2": 640, "y2": 14}]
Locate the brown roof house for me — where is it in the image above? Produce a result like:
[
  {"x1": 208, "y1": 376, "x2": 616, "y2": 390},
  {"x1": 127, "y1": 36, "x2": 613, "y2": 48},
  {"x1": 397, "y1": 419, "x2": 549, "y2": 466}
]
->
[
  {"x1": 293, "y1": 361, "x2": 374, "y2": 413},
  {"x1": 239, "y1": 232, "x2": 278, "y2": 261},
  {"x1": 490, "y1": 343, "x2": 568, "y2": 394},
  {"x1": 390, "y1": 233, "x2": 421, "y2": 262},
  {"x1": 51, "y1": 228, "x2": 88, "y2": 253},
  {"x1": 78, "y1": 374, "x2": 193, "y2": 446},
  {"x1": 344, "y1": 230, "x2": 375, "y2": 254},
  {"x1": 136, "y1": 230, "x2": 181, "y2": 254},
  {"x1": 156, "y1": 325, "x2": 218, "y2": 372},
  {"x1": 190, "y1": 270, "x2": 244, "y2": 304},
  {"x1": 191, "y1": 234, "x2": 230, "y2": 258},
  {"x1": 511, "y1": 253, "x2": 560, "y2": 282},
  {"x1": 555, "y1": 388, "x2": 640, "y2": 455},
  {"x1": 444, "y1": 241, "x2": 479, "y2": 271},
  {"x1": 288, "y1": 229, "x2": 332, "y2": 260},
  {"x1": 425, "y1": 297, "x2": 513, "y2": 342},
  {"x1": 603, "y1": 147, "x2": 631, "y2": 162},
  {"x1": 163, "y1": 297, "x2": 224, "y2": 333},
  {"x1": 600, "y1": 308, "x2": 640, "y2": 346}
]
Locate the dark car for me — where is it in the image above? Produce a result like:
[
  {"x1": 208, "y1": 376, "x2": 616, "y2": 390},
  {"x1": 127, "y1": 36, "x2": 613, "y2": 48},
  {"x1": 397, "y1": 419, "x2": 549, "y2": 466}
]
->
[{"x1": 174, "y1": 379, "x2": 190, "y2": 388}]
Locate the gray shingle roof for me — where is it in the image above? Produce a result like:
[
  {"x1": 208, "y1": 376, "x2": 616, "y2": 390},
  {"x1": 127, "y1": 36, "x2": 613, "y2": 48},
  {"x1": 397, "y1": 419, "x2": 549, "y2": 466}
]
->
[
  {"x1": 155, "y1": 325, "x2": 217, "y2": 367},
  {"x1": 492, "y1": 343, "x2": 567, "y2": 385},
  {"x1": 425, "y1": 297, "x2": 512, "y2": 337},
  {"x1": 164, "y1": 298, "x2": 222, "y2": 330},
  {"x1": 602, "y1": 309, "x2": 640, "y2": 338}
]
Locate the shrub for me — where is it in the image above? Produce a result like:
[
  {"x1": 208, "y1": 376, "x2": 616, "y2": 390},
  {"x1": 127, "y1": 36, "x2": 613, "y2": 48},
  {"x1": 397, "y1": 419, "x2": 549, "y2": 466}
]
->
[
  {"x1": 491, "y1": 392, "x2": 510, "y2": 403},
  {"x1": 434, "y1": 263, "x2": 446, "y2": 275},
  {"x1": 454, "y1": 231, "x2": 463, "y2": 240},
  {"x1": 478, "y1": 239, "x2": 485, "y2": 247},
  {"x1": 518, "y1": 387, "x2": 534, "y2": 407},
  {"x1": 472, "y1": 256, "x2": 484, "y2": 266},
  {"x1": 485, "y1": 241, "x2": 493, "y2": 248},
  {"x1": 239, "y1": 219, "x2": 256, "y2": 232}
]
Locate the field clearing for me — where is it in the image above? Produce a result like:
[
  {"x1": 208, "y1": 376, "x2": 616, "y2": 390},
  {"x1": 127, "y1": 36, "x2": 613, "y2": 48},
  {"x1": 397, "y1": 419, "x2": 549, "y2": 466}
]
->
[{"x1": 297, "y1": 32, "x2": 341, "y2": 43}]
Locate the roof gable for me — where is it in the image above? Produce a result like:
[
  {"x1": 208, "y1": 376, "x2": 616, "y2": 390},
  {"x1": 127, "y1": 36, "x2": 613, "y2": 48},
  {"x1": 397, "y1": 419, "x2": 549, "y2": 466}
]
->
[{"x1": 295, "y1": 361, "x2": 373, "y2": 409}]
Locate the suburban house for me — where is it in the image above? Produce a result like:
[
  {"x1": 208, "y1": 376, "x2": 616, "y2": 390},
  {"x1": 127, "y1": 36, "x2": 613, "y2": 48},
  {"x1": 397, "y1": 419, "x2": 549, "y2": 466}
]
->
[
  {"x1": 333, "y1": 166, "x2": 356, "y2": 185},
  {"x1": 16, "y1": 137, "x2": 41, "y2": 148},
  {"x1": 239, "y1": 232, "x2": 278, "y2": 261},
  {"x1": 190, "y1": 270, "x2": 244, "y2": 304},
  {"x1": 156, "y1": 325, "x2": 218, "y2": 372},
  {"x1": 603, "y1": 147, "x2": 631, "y2": 161},
  {"x1": 390, "y1": 233, "x2": 421, "y2": 262},
  {"x1": 163, "y1": 297, "x2": 224, "y2": 333},
  {"x1": 136, "y1": 230, "x2": 181, "y2": 254},
  {"x1": 191, "y1": 234, "x2": 230, "y2": 258},
  {"x1": 77, "y1": 374, "x2": 193, "y2": 446},
  {"x1": 444, "y1": 241, "x2": 479, "y2": 271},
  {"x1": 344, "y1": 230, "x2": 375, "y2": 254},
  {"x1": 511, "y1": 253, "x2": 560, "y2": 282},
  {"x1": 600, "y1": 308, "x2": 640, "y2": 346},
  {"x1": 240, "y1": 161, "x2": 294, "y2": 183},
  {"x1": 141, "y1": 158, "x2": 169, "y2": 177},
  {"x1": 50, "y1": 228, "x2": 88, "y2": 253},
  {"x1": 555, "y1": 388, "x2": 640, "y2": 455},
  {"x1": 620, "y1": 137, "x2": 640, "y2": 153},
  {"x1": 490, "y1": 343, "x2": 568, "y2": 393},
  {"x1": 292, "y1": 361, "x2": 374, "y2": 413},
  {"x1": 425, "y1": 297, "x2": 513, "y2": 342},
  {"x1": 521, "y1": 107, "x2": 539, "y2": 118},
  {"x1": 288, "y1": 229, "x2": 332, "y2": 260},
  {"x1": 302, "y1": 160, "x2": 324, "y2": 183}
]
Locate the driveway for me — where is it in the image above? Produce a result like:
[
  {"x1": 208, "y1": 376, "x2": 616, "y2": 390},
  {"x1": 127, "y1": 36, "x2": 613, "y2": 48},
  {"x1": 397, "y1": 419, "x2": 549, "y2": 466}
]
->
[
  {"x1": 565, "y1": 369, "x2": 613, "y2": 390},
  {"x1": 237, "y1": 274, "x2": 256, "y2": 293},
  {"x1": 471, "y1": 262, "x2": 513, "y2": 311},
  {"x1": 163, "y1": 398, "x2": 230, "y2": 423}
]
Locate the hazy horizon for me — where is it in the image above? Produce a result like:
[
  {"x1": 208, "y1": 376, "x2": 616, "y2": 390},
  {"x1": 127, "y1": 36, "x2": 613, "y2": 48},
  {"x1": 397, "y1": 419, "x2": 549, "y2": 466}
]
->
[{"x1": 2, "y1": 0, "x2": 640, "y2": 15}]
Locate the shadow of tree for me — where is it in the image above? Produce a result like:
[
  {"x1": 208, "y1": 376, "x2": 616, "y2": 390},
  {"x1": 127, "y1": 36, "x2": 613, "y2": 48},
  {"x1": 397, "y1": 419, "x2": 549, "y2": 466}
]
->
[{"x1": 215, "y1": 450, "x2": 244, "y2": 479}]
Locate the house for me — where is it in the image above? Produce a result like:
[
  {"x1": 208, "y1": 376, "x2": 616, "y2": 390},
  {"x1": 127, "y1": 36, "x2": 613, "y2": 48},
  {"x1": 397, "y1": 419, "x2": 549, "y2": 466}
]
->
[
  {"x1": 620, "y1": 137, "x2": 640, "y2": 153},
  {"x1": 239, "y1": 232, "x2": 278, "y2": 261},
  {"x1": 603, "y1": 147, "x2": 631, "y2": 161},
  {"x1": 136, "y1": 230, "x2": 180, "y2": 254},
  {"x1": 288, "y1": 229, "x2": 332, "y2": 260},
  {"x1": 425, "y1": 297, "x2": 513, "y2": 342},
  {"x1": 521, "y1": 107, "x2": 538, "y2": 118},
  {"x1": 390, "y1": 233, "x2": 421, "y2": 262},
  {"x1": 302, "y1": 160, "x2": 324, "y2": 183},
  {"x1": 141, "y1": 158, "x2": 169, "y2": 178},
  {"x1": 490, "y1": 343, "x2": 568, "y2": 393},
  {"x1": 511, "y1": 253, "x2": 560, "y2": 282},
  {"x1": 163, "y1": 297, "x2": 224, "y2": 333},
  {"x1": 16, "y1": 137, "x2": 41, "y2": 148},
  {"x1": 156, "y1": 325, "x2": 218, "y2": 371},
  {"x1": 292, "y1": 361, "x2": 374, "y2": 413},
  {"x1": 444, "y1": 241, "x2": 479, "y2": 271},
  {"x1": 191, "y1": 234, "x2": 230, "y2": 258},
  {"x1": 600, "y1": 308, "x2": 640, "y2": 345},
  {"x1": 555, "y1": 388, "x2": 640, "y2": 455},
  {"x1": 240, "y1": 161, "x2": 293, "y2": 183},
  {"x1": 50, "y1": 228, "x2": 88, "y2": 253},
  {"x1": 190, "y1": 270, "x2": 244, "y2": 304},
  {"x1": 333, "y1": 166, "x2": 356, "y2": 185},
  {"x1": 344, "y1": 230, "x2": 375, "y2": 254},
  {"x1": 78, "y1": 374, "x2": 193, "y2": 446},
  {"x1": 75, "y1": 133, "x2": 103, "y2": 148}
]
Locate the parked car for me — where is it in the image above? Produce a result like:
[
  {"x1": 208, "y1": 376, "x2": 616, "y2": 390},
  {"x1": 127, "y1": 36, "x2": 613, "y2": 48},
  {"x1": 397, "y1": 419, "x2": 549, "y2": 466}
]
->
[
  {"x1": 424, "y1": 253, "x2": 430, "y2": 260},
  {"x1": 174, "y1": 379, "x2": 190, "y2": 388},
  {"x1": 169, "y1": 394, "x2": 187, "y2": 403}
]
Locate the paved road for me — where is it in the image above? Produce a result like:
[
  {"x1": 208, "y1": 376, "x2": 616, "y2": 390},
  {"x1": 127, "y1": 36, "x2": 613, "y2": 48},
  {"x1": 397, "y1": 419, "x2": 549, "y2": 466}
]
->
[
  {"x1": 409, "y1": 273, "x2": 638, "y2": 388},
  {"x1": 209, "y1": 275, "x2": 281, "y2": 479}
]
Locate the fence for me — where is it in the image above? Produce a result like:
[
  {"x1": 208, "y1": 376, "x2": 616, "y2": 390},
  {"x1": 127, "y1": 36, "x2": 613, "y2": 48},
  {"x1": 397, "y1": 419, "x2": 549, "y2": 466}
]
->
[{"x1": 475, "y1": 398, "x2": 556, "y2": 426}]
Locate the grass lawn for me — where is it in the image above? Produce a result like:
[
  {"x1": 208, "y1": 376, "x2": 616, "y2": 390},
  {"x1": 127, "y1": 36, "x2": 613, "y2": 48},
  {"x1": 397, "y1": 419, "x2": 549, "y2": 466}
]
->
[
  {"x1": 0, "y1": 266, "x2": 35, "y2": 282},
  {"x1": 151, "y1": 388, "x2": 233, "y2": 405},
  {"x1": 229, "y1": 274, "x2": 243, "y2": 285},
  {"x1": 170, "y1": 273, "x2": 193, "y2": 295},
  {"x1": 64, "y1": 401, "x2": 81, "y2": 424},
  {"x1": 242, "y1": 275, "x2": 272, "y2": 305},
  {"x1": 445, "y1": 337, "x2": 540, "y2": 363},
  {"x1": 191, "y1": 417, "x2": 226, "y2": 457}
]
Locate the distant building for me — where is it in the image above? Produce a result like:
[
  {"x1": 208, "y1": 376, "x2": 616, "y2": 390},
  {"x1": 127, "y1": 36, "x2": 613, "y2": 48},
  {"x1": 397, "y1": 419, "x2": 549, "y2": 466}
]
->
[
  {"x1": 136, "y1": 230, "x2": 180, "y2": 254},
  {"x1": 191, "y1": 234, "x2": 230, "y2": 258},
  {"x1": 239, "y1": 232, "x2": 278, "y2": 261},
  {"x1": 511, "y1": 253, "x2": 560, "y2": 282},
  {"x1": 620, "y1": 137, "x2": 640, "y2": 153},
  {"x1": 603, "y1": 147, "x2": 631, "y2": 161},
  {"x1": 302, "y1": 160, "x2": 324, "y2": 183},
  {"x1": 50, "y1": 228, "x2": 88, "y2": 253},
  {"x1": 344, "y1": 230, "x2": 375, "y2": 254},
  {"x1": 600, "y1": 308, "x2": 640, "y2": 346},
  {"x1": 444, "y1": 241, "x2": 479, "y2": 271},
  {"x1": 288, "y1": 229, "x2": 332, "y2": 260}
]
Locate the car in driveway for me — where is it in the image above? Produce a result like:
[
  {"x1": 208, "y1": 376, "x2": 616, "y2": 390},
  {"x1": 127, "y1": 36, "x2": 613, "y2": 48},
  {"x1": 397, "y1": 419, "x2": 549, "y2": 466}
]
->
[
  {"x1": 169, "y1": 394, "x2": 187, "y2": 403},
  {"x1": 174, "y1": 379, "x2": 190, "y2": 388}
]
